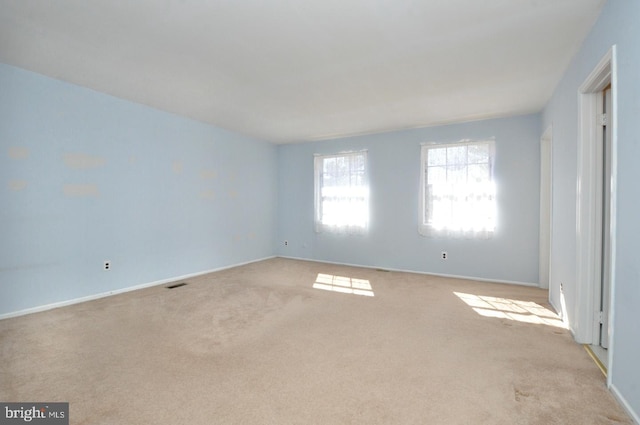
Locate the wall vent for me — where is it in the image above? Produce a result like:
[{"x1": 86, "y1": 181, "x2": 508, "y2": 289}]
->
[{"x1": 166, "y1": 282, "x2": 188, "y2": 289}]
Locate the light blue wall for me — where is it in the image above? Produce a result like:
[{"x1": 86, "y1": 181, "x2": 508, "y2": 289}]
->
[
  {"x1": 542, "y1": 0, "x2": 640, "y2": 420},
  {"x1": 0, "y1": 63, "x2": 277, "y2": 316},
  {"x1": 277, "y1": 114, "x2": 541, "y2": 285}
]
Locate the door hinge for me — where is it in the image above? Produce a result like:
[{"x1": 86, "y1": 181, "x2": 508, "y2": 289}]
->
[{"x1": 598, "y1": 113, "x2": 608, "y2": 126}]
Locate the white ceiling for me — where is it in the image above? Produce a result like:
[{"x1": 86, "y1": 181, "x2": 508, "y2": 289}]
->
[{"x1": 0, "y1": 0, "x2": 604, "y2": 143}]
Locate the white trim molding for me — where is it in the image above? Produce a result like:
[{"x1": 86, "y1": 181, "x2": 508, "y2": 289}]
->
[{"x1": 611, "y1": 384, "x2": 640, "y2": 425}]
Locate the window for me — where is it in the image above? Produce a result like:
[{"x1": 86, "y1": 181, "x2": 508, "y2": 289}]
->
[
  {"x1": 419, "y1": 140, "x2": 496, "y2": 238},
  {"x1": 314, "y1": 151, "x2": 369, "y2": 234}
]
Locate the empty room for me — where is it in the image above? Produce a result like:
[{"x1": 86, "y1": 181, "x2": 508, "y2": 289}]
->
[{"x1": 1, "y1": 0, "x2": 639, "y2": 424}]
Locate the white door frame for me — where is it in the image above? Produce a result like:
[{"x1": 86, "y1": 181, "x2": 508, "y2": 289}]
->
[
  {"x1": 539, "y1": 126, "x2": 553, "y2": 290},
  {"x1": 575, "y1": 46, "x2": 617, "y2": 387}
]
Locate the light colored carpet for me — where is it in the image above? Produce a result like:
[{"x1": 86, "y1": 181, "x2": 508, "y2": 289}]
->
[{"x1": 0, "y1": 258, "x2": 632, "y2": 424}]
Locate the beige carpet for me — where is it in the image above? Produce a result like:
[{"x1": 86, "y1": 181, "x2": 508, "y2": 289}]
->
[{"x1": 0, "y1": 258, "x2": 632, "y2": 424}]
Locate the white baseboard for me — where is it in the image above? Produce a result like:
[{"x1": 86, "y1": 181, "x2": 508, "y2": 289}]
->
[
  {"x1": 277, "y1": 255, "x2": 538, "y2": 287},
  {"x1": 611, "y1": 384, "x2": 640, "y2": 425},
  {"x1": 0, "y1": 256, "x2": 276, "y2": 321}
]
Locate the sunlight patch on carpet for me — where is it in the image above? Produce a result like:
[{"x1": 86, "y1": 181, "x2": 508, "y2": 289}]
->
[
  {"x1": 313, "y1": 273, "x2": 374, "y2": 297},
  {"x1": 454, "y1": 292, "x2": 565, "y2": 328}
]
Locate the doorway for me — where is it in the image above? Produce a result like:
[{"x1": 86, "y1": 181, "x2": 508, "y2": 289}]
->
[
  {"x1": 576, "y1": 46, "x2": 617, "y2": 385},
  {"x1": 539, "y1": 126, "x2": 552, "y2": 290}
]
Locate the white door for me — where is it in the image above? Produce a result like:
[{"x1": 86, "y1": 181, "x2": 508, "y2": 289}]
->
[{"x1": 599, "y1": 86, "x2": 612, "y2": 349}]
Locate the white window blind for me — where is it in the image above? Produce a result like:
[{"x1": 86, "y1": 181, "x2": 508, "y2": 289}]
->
[
  {"x1": 314, "y1": 151, "x2": 369, "y2": 234},
  {"x1": 419, "y1": 140, "x2": 496, "y2": 239}
]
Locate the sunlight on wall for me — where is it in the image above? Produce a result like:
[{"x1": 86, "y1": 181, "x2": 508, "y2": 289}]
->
[
  {"x1": 560, "y1": 289, "x2": 569, "y2": 327},
  {"x1": 454, "y1": 292, "x2": 565, "y2": 328},
  {"x1": 313, "y1": 273, "x2": 374, "y2": 297}
]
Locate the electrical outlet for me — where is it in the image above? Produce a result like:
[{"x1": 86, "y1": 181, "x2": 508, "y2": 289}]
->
[
  {"x1": 284, "y1": 240, "x2": 288, "y2": 246},
  {"x1": 441, "y1": 251, "x2": 448, "y2": 260},
  {"x1": 104, "y1": 261, "x2": 111, "y2": 271}
]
